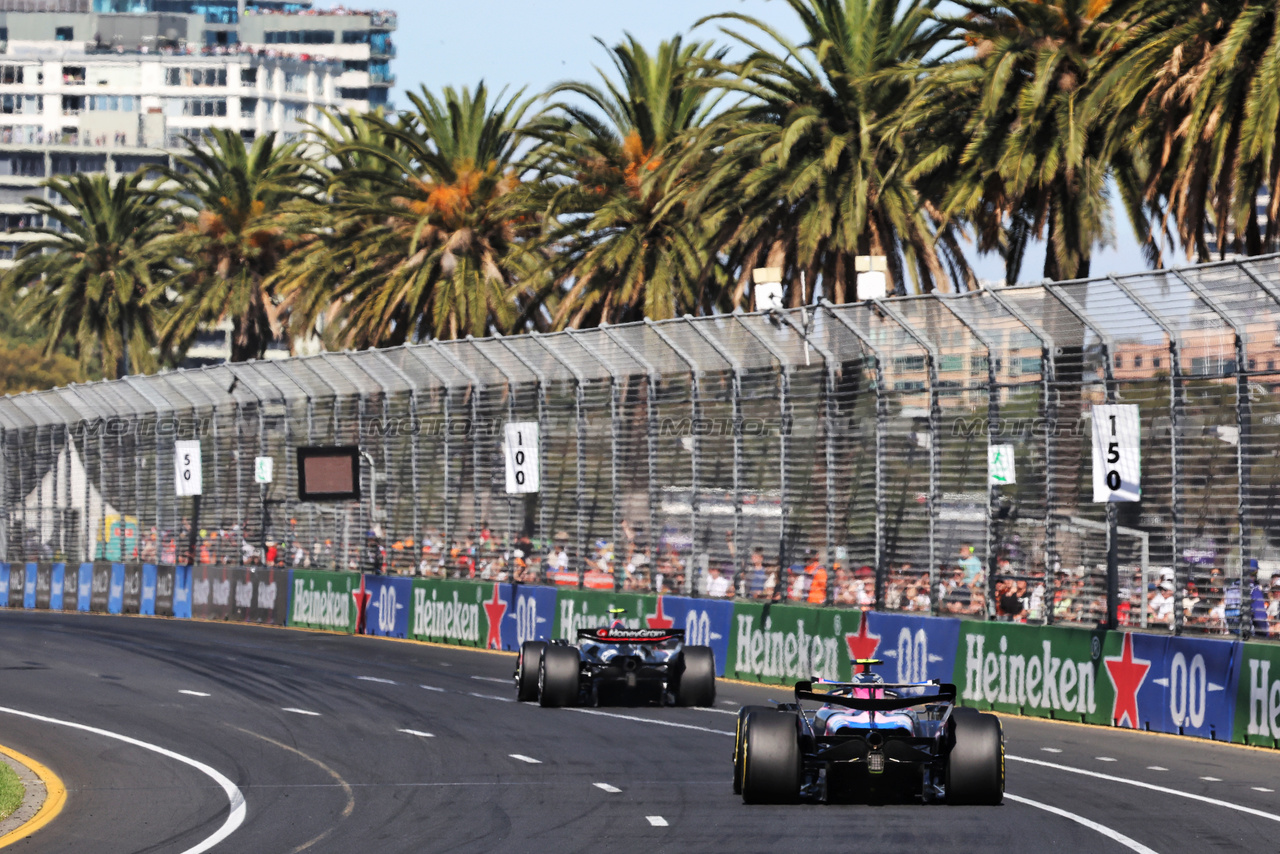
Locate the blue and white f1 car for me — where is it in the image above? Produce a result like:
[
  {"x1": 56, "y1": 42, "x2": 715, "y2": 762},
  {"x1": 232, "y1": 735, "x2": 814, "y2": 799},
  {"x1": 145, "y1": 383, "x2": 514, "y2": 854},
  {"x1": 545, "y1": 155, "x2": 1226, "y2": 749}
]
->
[
  {"x1": 734, "y1": 659, "x2": 1003, "y2": 805},
  {"x1": 515, "y1": 616, "x2": 716, "y2": 708}
]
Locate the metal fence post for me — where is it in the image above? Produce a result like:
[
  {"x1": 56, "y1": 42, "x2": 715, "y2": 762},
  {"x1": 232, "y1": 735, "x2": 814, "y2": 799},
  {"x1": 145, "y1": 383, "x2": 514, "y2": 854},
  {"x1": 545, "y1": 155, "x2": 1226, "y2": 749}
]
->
[
  {"x1": 648, "y1": 321, "x2": 702, "y2": 595},
  {"x1": 405, "y1": 346, "x2": 462, "y2": 573},
  {"x1": 567, "y1": 328, "x2": 624, "y2": 590},
  {"x1": 375, "y1": 350, "x2": 423, "y2": 571},
  {"x1": 875, "y1": 300, "x2": 942, "y2": 615},
  {"x1": 531, "y1": 333, "x2": 589, "y2": 589},
  {"x1": 428, "y1": 341, "x2": 485, "y2": 575}
]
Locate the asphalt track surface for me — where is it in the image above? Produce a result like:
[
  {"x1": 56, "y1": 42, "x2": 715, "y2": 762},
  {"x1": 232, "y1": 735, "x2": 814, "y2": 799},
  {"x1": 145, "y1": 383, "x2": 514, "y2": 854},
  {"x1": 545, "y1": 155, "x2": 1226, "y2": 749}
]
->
[{"x1": 0, "y1": 611, "x2": 1278, "y2": 853}]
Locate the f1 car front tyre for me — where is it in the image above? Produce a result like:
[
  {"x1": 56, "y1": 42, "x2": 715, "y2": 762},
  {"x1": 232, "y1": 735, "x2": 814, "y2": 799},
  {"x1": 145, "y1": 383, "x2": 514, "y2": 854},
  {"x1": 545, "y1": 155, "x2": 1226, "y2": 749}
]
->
[
  {"x1": 538, "y1": 644, "x2": 580, "y2": 708},
  {"x1": 516, "y1": 641, "x2": 547, "y2": 702},
  {"x1": 741, "y1": 710, "x2": 801, "y2": 804},
  {"x1": 734, "y1": 705, "x2": 773, "y2": 795},
  {"x1": 675, "y1": 646, "x2": 717, "y2": 707},
  {"x1": 946, "y1": 711, "x2": 1004, "y2": 805}
]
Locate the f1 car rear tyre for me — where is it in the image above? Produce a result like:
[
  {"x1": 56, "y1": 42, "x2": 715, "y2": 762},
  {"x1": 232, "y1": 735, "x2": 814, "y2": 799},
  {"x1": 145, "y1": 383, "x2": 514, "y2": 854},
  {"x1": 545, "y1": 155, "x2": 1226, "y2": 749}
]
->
[
  {"x1": 946, "y1": 711, "x2": 1004, "y2": 805},
  {"x1": 741, "y1": 710, "x2": 801, "y2": 804},
  {"x1": 734, "y1": 705, "x2": 773, "y2": 795},
  {"x1": 538, "y1": 644, "x2": 580, "y2": 708},
  {"x1": 516, "y1": 641, "x2": 546, "y2": 702},
  {"x1": 675, "y1": 646, "x2": 717, "y2": 707}
]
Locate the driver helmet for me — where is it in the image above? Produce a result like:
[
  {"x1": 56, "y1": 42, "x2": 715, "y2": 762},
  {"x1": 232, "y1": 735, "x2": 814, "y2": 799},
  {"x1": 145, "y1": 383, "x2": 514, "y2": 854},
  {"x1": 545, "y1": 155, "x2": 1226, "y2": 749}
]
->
[
  {"x1": 607, "y1": 606, "x2": 628, "y2": 629},
  {"x1": 851, "y1": 669, "x2": 885, "y2": 700}
]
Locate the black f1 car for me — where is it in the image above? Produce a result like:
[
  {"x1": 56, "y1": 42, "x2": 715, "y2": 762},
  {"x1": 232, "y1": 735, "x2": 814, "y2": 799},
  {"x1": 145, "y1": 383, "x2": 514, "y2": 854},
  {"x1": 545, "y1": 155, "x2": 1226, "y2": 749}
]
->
[
  {"x1": 514, "y1": 622, "x2": 716, "y2": 708},
  {"x1": 733, "y1": 660, "x2": 1003, "y2": 805}
]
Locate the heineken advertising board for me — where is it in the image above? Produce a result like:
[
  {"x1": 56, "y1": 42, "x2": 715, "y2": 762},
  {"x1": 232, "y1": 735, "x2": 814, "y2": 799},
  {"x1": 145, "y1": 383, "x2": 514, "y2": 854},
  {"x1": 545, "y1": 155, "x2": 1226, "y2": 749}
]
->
[{"x1": 289, "y1": 570, "x2": 359, "y2": 633}]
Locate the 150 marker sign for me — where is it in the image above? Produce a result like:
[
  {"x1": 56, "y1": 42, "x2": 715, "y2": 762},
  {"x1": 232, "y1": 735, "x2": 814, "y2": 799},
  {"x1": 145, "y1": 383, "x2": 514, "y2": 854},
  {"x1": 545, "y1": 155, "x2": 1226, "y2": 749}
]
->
[
  {"x1": 1091, "y1": 405, "x2": 1140, "y2": 502},
  {"x1": 503, "y1": 422, "x2": 539, "y2": 494}
]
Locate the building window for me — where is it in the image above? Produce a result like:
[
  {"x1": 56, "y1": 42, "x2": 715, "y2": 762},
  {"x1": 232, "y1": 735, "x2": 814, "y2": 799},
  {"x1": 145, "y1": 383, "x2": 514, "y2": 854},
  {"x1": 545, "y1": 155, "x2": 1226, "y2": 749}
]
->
[
  {"x1": 343, "y1": 60, "x2": 368, "y2": 72},
  {"x1": 55, "y1": 27, "x2": 74, "y2": 42},
  {"x1": 0, "y1": 28, "x2": 8, "y2": 42},
  {"x1": 62, "y1": 95, "x2": 84, "y2": 115},
  {"x1": 165, "y1": 67, "x2": 229, "y2": 87},
  {"x1": 241, "y1": 68, "x2": 257, "y2": 85},
  {"x1": 1269, "y1": 360, "x2": 1276, "y2": 372},
  {"x1": 368, "y1": 88, "x2": 389, "y2": 106},
  {"x1": 283, "y1": 72, "x2": 307, "y2": 94},
  {"x1": 240, "y1": 97, "x2": 257, "y2": 118},
  {"x1": 338, "y1": 88, "x2": 368, "y2": 101},
  {"x1": 0, "y1": 94, "x2": 41, "y2": 115},
  {"x1": 1133, "y1": 354, "x2": 1143, "y2": 368},
  {"x1": 89, "y1": 95, "x2": 137, "y2": 112},
  {"x1": 265, "y1": 30, "x2": 335, "y2": 45},
  {"x1": 342, "y1": 31, "x2": 369, "y2": 45},
  {"x1": 0, "y1": 66, "x2": 23, "y2": 85},
  {"x1": 282, "y1": 102, "x2": 306, "y2": 121},
  {"x1": 1152, "y1": 356, "x2": 1161, "y2": 368}
]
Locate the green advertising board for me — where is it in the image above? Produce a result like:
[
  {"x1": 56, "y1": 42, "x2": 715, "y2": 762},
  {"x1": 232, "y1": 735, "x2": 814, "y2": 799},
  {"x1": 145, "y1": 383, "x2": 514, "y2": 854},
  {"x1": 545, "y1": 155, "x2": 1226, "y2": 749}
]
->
[
  {"x1": 288, "y1": 570, "x2": 358, "y2": 634},
  {"x1": 725, "y1": 601, "x2": 857, "y2": 684},
  {"x1": 1233, "y1": 640, "x2": 1280, "y2": 748},
  {"x1": 956, "y1": 621, "x2": 1107, "y2": 723},
  {"x1": 410, "y1": 578, "x2": 497, "y2": 647}
]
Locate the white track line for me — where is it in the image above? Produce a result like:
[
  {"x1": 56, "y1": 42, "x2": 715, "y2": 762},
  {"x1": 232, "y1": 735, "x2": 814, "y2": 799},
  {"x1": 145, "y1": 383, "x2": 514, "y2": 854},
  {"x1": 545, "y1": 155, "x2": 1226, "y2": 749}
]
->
[
  {"x1": 646, "y1": 815, "x2": 668, "y2": 827},
  {"x1": 471, "y1": 675, "x2": 511, "y2": 684},
  {"x1": 1096, "y1": 756, "x2": 1117, "y2": 762},
  {"x1": 0, "y1": 705, "x2": 246, "y2": 854},
  {"x1": 691, "y1": 707, "x2": 738, "y2": 716},
  {"x1": 179, "y1": 690, "x2": 210, "y2": 697},
  {"x1": 1040, "y1": 747, "x2": 1062, "y2": 753},
  {"x1": 1147, "y1": 766, "x2": 1168, "y2": 771},
  {"x1": 564, "y1": 707, "x2": 734, "y2": 736},
  {"x1": 1009, "y1": 755, "x2": 1280, "y2": 824},
  {"x1": 398, "y1": 729, "x2": 435, "y2": 738},
  {"x1": 594, "y1": 782, "x2": 621, "y2": 793},
  {"x1": 357, "y1": 676, "x2": 397, "y2": 685},
  {"x1": 1253, "y1": 787, "x2": 1274, "y2": 793},
  {"x1": 1201, "y1": 776, "x2": 1222, "y2": 782},
  {"x1": 467, "y1": 692, "x2": 514, "y2": 703},
  {"x1": 282, "y1": 707, "x2": 320, "y2": 716},
  {"x1": 1005, "y1": 793, "x2": 1157, "y2": 854},
  {"x1": 509, "y1": 754, "x2": 541, "y2": 764},
  {"x1": 421, "y1": 684, "x2": 446, "y2": 692}
]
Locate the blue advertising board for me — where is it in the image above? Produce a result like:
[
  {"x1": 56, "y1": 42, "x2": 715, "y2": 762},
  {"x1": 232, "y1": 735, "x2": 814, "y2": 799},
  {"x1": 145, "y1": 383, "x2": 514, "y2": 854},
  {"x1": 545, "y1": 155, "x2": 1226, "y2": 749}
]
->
[
  {"x1": 77, "y1": 563, "x2": 92, "y2": 611},
  {"x1": 140, "y1": 564, "x2": 157, "y2": 616},
  {"x1": 853, "y1": 611, "x2": 964, "y2": 685},
  {"x1": 499, "y1": 583, "x2": 557, "y2": 651},
  {"x1": 22, "y1": 562, "x2": 36, "y2": 609},
  {"x1": 108, "y1": 563, "x2": 125, "y2": 614},
  {"x1": 1113, "y1": 633, "x2": 1241, "y2": 741},
  {"x1": 0, "y1": 563, "x2": 8, "y2": 606},
  {"x1": 652, "y1": 595, "x2": 735, "y2": 677},
  {"x1": 49, "y1": 563, "x2": 65, "y2": 611},
  {"x1": 363, "y1": 575, "x2": 411, "y2": 638},
  {"x1": 172, "y1": 566, "x2": 193, "y2": 619}
]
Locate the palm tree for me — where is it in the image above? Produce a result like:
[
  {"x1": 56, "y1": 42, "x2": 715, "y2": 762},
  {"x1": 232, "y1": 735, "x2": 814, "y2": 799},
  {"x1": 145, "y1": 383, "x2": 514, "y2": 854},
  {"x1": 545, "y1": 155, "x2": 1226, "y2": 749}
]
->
[
  {"x1": 154, "y1": 130, "x2": 311, "y2": 362},
  {"x1": 692, "y1": 0, "x2": 967, "y2": 302},
  {"x1": 938, "y1": 0, "x2": 1123, "y2": 282},
  {"x1": 278, "y1": 84, "x2": 539, "y2": 346},
  {"x1": 0, "y1": 172, "x2": 173, "y2": 379},
  {"x1": 525, "y1": 35, "x2": 730, "y2": 327}
]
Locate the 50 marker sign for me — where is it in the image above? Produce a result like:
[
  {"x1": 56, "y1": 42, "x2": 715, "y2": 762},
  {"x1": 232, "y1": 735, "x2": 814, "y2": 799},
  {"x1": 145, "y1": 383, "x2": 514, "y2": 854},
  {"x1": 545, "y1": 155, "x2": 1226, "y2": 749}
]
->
[
  {"x1": 1091, "y1": 405, "x2": 1140, "y2": 502},
  {"x1": 503, "y1": 422, "x2": 540, "y2": 494}
]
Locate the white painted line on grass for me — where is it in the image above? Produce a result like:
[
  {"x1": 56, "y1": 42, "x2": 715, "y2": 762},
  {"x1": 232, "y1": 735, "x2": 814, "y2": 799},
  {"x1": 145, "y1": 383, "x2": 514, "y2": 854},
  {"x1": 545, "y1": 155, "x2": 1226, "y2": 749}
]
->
[
  {"x1": 1201, "y1": 776, "x2": 1222, "y2": 782},
  {"x1": 179, "y1": 690, "x2": 210, "y2": 697},
  {"x1": 1096, "y1": 756, "x2": 1117, "y2": 762},
  {"x1": 398, "y1": 729, "x2": 435, "y2": 738},
  {"x1": 646, "y1": 816, "x2": 668, "y2": 827},
  {"x1": 1040, "y1": 747, "x2": 1062, "y2": 753},
  {"x1": 282, "y1": 707, "x2": 321, "y2": 716},
  {"x1": 1148, "y1": 766, "x2": 1168, "y2": 771},
  {"x1": 1009, "y1": 755, "x2": 1280, "y2": 824},
  {"x1": 565, "y1": 706, "x2": 734, "y2": 736},
  {"x1": 1253, "y1": 787, "x2": 1274, "y2": 793},
  {"x1": 467, "y1": 692, "x2": 514, "y2": 703},
  {"x1": 1005, "y1": 793, "x2": 1157, "y2": 854},
  {"x1": 509, "y1": 754, "x2": 542, "y2": 764},
  {"x1": 0, "y1": 705, "x2": 246, "y2": 854},
  {"x1": 421, "y1": 685, "x2": 446, "y2": 692},
  {"x1": 594, "y1": 783, "x2": 621, "y2": 793},
  {"x1": 471, "y1": 675, "x2": 511, "y2": 684},
  {"x1": 357, "y1": 676, "x2": 398, "y2": 685}
]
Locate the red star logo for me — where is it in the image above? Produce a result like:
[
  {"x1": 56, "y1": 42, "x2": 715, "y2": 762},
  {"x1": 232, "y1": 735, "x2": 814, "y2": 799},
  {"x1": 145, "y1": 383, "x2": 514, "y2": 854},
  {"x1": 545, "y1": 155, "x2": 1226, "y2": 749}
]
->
[
  {"x1": 645, "y1": 596, "x2": 675, "y2": 630},
  {"x1": 482, "y1": 583, "x2": 508, "y2": 649},
  {"x1": 844, "y1": 615, "x2": 881, "y2": 662},
  {"x1": 352, "y1": 575, "x2": 371, "y2": 634},
  {"x1": 1103, "y1": 632, "x2": 1151, "y2": 728}
]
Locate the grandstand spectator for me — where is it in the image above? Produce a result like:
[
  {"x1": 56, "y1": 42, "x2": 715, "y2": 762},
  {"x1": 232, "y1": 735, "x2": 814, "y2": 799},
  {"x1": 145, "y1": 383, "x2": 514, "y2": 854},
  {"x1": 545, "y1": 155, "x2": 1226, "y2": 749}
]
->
[
  {"x1": 763, "y1": 566, "x2": 782, "y2": 602},
  {"x1": 943, "y1": 568, "x2": 970, "y2": 615},
  {"x1": 1269, "y1": 578, "x2": 1280, "y2": 637},
  {"x1": 742, "y1": 547, "x2": 767, "y2": 598},
  {"x1": 1148, "y1": 581, "x2": 1175, "y2": 628},
  {"x1": 706, "y1": 565, "x2": 732, "y2": 598},
  {"x1": 805, "y1": 551, "x2": 828, "y2": 604},
  {"x1": 959, "y1": 544, "x2": 983, "y2": 585}
]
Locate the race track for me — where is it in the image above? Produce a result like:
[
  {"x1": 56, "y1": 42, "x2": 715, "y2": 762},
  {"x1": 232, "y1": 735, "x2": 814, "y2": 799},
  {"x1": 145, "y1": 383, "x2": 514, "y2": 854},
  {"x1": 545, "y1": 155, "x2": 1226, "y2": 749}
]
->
[{"x1": 0, "y1": 610, "x2": 1276, "y2": 853}]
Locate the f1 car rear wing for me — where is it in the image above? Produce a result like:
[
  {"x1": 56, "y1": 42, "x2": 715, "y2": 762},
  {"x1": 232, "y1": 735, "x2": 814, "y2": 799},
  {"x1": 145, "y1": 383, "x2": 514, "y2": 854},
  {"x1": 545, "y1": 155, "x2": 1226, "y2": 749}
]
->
[
  {"x1": 577, "y1": 627, "x2": 685, "y2": 644},
  {"x1": 793, "y1": 680, "x2": 958, "y2": 713}
]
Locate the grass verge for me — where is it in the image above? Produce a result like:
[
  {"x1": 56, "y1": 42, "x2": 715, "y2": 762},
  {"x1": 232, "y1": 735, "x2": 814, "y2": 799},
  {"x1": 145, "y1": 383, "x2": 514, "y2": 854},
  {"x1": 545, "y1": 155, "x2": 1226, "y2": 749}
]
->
[{"x1": 0, "y1": 759, "x2": 22, "y2": 822}]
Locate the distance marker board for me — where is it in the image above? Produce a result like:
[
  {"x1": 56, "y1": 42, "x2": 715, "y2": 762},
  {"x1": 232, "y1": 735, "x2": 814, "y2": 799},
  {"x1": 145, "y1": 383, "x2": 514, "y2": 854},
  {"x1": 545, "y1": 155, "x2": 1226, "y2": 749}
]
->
[
  {"x1": 503, "y1": 422, "x2": 540, "y2": 494},
  {"x1": 1091, "y1": 404, "x2": 1140, "y2": 502},
  {"x1": 174, "y1": 441, "x2": 203, "y2": 496}
]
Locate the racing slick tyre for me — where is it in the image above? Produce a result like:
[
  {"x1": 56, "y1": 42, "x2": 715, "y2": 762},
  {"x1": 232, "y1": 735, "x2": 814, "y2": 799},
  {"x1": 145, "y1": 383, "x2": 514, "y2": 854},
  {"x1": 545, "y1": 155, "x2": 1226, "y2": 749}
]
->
[
  {"x1": 741, "y1": 710, "x2": 801, "y2": 804},
  {"x1": 945, "y1": 711, "x2": 1004, "y2": 805},
  {"x1": 734, "y1": 705, "x2": 773, "y2": 795},
  {"x1": 516, "y1": 641, "x2": 547, "y2": 702},
  {"x1": 538, "y1": 644, "x2": 580, "y2": 708},
  {"x1": 674, "y1": 646, "x2": 717, "y2": 707}
]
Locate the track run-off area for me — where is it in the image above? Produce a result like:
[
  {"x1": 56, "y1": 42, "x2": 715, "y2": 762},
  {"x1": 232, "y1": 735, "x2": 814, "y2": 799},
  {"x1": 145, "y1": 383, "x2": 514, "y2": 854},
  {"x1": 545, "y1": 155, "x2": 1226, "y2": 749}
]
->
[{"x1": 0, "y1": 611, "x2": 1276, "y2": 853}]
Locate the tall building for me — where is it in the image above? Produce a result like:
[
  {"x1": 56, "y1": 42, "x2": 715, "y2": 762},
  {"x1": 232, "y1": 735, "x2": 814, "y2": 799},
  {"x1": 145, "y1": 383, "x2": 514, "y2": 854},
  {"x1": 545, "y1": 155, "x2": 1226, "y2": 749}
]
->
[{"x1": 0, "y1": 0, "x2": 396, "y2": 270}]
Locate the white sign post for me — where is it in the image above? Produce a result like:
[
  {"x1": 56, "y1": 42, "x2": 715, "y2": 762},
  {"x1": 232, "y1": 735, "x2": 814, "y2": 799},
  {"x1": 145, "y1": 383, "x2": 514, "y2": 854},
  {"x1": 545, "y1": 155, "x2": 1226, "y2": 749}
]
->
[
  {"x1": 503, "y1": 422, "x2": 540, "y2": 494},
  {"x1": 174, "y1": 440, "x2": 203, "y2": 496},
  {"x1": 254, "y1": 456, "x2": 274, "y2": 484},
  {"x1": 1091, "y1": 404, "x2": 1141, "y2": 502},
  {"x1": 988, "y1": 444, "x2": 1016, "y2": 485}
]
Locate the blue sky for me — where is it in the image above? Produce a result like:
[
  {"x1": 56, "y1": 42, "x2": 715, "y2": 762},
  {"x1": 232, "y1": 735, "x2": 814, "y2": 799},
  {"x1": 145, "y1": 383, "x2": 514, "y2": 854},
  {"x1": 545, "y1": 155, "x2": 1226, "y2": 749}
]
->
[{"x1": 379, "y1": 0, "x2": 1164, "y2": 285}]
